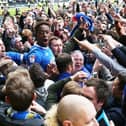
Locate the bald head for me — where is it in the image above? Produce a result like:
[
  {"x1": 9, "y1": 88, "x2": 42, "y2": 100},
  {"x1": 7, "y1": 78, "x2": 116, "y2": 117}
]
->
[{"x1": 57, "y1": 94, "x2": 98, "y2": 126}]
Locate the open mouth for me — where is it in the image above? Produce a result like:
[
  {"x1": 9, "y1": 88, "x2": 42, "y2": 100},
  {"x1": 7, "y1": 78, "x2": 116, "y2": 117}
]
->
[
  {"x1": 42, "y1": 38, "x2": 48, "y2": 42},
  {"x1": 75, "y1": 65, "x2": 81, "y2": 69}
]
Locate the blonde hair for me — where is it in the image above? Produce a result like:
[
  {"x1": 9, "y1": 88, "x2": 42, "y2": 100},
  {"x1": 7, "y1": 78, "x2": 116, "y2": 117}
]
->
[
  {"x1": 44, "y1": 105, "x2": 59, "y2": 126},
  {"x1": 61, "y1": 81, "x2": 84, "y2": 97}
]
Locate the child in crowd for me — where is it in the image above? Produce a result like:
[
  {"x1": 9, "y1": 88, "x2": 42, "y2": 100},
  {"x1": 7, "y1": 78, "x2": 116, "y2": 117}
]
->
[{"x1": 0, "y1": 68, "x2": 44, "y2": 126}]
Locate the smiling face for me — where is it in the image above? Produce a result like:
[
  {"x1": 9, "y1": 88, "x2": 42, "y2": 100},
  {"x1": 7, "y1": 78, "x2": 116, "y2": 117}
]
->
[
  {"x1": 36, "y1": 24, "x2": 51, "y2": 47},
  {"x1": 15, "y1": 40, "x2": 24, "y2": 52},
  {"x1": 71, "y1": 50, "x2": 84, "y2": 72}
]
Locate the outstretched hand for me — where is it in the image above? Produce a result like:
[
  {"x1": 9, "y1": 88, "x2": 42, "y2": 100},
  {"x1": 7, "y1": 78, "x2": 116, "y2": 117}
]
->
[
  {"x1": 46, "y1": 63, "x2": 59, "y2": 78},
  {"x1": 30, "y1": 100, "x2": 47, "y2": 115},
  {"x1": 98, "y1": 34, "x2": 113, "y2": 42},
  {"x1": 99, "y1": 34, "x2": 121, "y2": 49},
  {"x1": 73, "y1": 37, "x2": 97, "y2": 51}
]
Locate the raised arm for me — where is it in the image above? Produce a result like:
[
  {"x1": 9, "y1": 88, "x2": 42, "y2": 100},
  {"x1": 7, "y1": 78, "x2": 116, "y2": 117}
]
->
[
  {"x1": 101, "y1": 35, "x2": 126, "y2": 67},
  {"x1": 73, "y1": 37, "x2": 126, "y2": 76},
  {"x1": 46, "y1": 71, "x2": 88, "y2": 109}
]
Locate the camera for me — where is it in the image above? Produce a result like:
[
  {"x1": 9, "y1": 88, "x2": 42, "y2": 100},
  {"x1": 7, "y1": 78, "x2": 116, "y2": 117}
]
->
[
  {"x1": 97, "y1": 37, "x2": 106, "y2": 48},
  {"x1": 92, "y1": 72, "x2": 98, "y2": 78}
]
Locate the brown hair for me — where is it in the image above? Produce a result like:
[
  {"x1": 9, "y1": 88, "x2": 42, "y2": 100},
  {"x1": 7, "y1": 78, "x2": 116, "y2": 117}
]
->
[
  {"x1": 22, "y1": 29, "x2": 32, "y2": 37},
  {"x1": 29, "y1": 63, "x2": 48, "y2": 88},
  {"x1": 85, "y1": 78, "x2": 110, "y2": 103},
  {"x1": 4, "y1": 68, "x2": 35, "y2": 111},
  {"x1": 48, "y1": 36, "x2": 61, "y2": 46}
]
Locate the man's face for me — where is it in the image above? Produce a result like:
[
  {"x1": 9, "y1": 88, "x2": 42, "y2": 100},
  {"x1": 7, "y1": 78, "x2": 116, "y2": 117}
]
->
[
  {"x1": 36, "y1": 24, "x2": 50, "y2": 47},
  {"x1": 83, "y1": 86, "x2": 102, "y2": 112},
  {"x1": 50, "y1": 39, "x2": 63, "y2": 56},
  {"x1": 72, "y1": 52, "x2": 84, "y2": 72},
  {"x1": 15, "y1": 41, "x2": 24, "y2": 51},
  {"x1": 81, "y1": 4, "x2": 88, "y2": 12}
]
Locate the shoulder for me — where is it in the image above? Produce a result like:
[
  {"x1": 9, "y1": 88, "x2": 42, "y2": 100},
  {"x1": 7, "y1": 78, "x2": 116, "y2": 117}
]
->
[
  {"x1": 106, "y1": 107, "x2": 126, "y2": 125},
  {"x1": 0, "y1": 107, "x2": 44, "y2": 126}
]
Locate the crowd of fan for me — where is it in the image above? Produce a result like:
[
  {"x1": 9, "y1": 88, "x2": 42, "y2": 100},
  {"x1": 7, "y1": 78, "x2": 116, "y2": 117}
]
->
[{"x1": 0, "y1": 0, "x2": 126, "y2": 126}]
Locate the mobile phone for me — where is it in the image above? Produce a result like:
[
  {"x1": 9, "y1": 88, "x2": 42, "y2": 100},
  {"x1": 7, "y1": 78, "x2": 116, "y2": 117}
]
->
[
  {"x1": 97, "y1": 110, "x2": 110, "y2": 126},
  {"x1": 92, "y1": 72, "x2": 98, "y2": 78},
  {"x1": 98, "y1": 39, "x2": 105, "y2": 48}
]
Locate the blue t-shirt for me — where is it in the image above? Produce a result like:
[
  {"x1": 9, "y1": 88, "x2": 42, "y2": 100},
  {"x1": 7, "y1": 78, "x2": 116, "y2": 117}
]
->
[
  {"x1": 7, "y1": 45, "x2": 55, "y2": 71},
  {"x1": 57, "y1": 72, "x2": 71, "y2": 81},
  {"x1": 23, "y1": 45, "x2": 55, "y2": 71}
]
